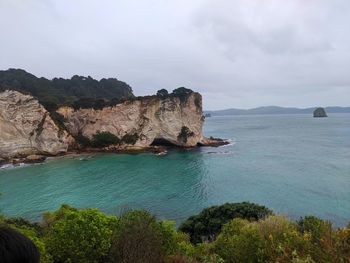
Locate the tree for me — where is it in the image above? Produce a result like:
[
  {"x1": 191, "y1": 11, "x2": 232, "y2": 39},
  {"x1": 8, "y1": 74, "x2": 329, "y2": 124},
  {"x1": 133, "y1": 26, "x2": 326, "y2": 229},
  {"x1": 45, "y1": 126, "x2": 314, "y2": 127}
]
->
[
  {"x1": 177, "y1": 126, "x2": 194, "y2": 144},
  {"x1": 214, "y1": 218, "x2": 262, "y2": 263},
  {"x1": 91, "y1": 131, "x2": 120, "y2": 148},
  {"x1": 46, "y1": 207, "x2": 117, "y2": 263},
  {"x1": 109, "y1": 210, "x2": 176, "y2": 263},
  {"x1": 171, "y1": 87, "x2": 193, "y2": 103},
  {"x1": 156, "y1": 89, "x2": 169, "y2": 97},
  {"x1": 179, "y1": 202, "x2": 273, "y2": 243},
  {"x1": 121, "y1": 133, "x2": 139, "y2": 145}
]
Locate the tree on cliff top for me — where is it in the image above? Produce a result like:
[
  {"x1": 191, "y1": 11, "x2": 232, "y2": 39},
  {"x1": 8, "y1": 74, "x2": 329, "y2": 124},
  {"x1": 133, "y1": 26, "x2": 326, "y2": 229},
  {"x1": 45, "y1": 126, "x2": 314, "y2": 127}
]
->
[{"x1": 0, "y1": 69, "x2": 134, "y2": 110}]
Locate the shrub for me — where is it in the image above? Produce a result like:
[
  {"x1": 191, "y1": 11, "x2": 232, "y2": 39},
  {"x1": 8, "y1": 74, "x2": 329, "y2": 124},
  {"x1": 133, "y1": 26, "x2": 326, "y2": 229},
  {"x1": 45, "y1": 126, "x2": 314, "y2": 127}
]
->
[
  {"x1": 256, "y1": 215, "x2": 308, "y2": 262},
  {"x1": 157, "y1": 89, "x2": 169, "y2": 97},
  {"x1": 214, "y1": 218, "x2": 262, "y2": 263},
  {"x1": 297, "y1": 216, "x2": 338, "y2": 262},
  {"x1": 121, "y1": 133, "x2": 139, "y2": 145},
  {"x1": 91, "y1": 131, "x2": 120, "y2": 148},
  {"x1": 109, "y1": 210, "x2": 169, "y2": 263},
  {"x1": 172, "y1": 87, "x2": 193, "y2": 103},
  {"x1": 49, "y1": 111, "x2": 67, "y2": 134},
  {"x1": 4, "y1": 217, "x2": 43, "y2": 236},
  {"x1": 177, "y1": 126, "x2": 194, "y2": 144},
  {"x1": 74, "y1": 131, "x2": 92, "y2": 148},
  {"x1": 179, "y1": 202, "x2": 273, "y2": 243},
  {"x1": 45, "y1": 207, "x2": 117, "y2": 263}
]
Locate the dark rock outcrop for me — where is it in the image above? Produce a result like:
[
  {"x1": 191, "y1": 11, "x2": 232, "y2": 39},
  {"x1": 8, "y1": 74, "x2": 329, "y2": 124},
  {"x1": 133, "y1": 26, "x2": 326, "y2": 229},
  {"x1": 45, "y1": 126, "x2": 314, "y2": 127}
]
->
[{"x1": 313, "y1": 107, "x2": 328, "y2": 118}]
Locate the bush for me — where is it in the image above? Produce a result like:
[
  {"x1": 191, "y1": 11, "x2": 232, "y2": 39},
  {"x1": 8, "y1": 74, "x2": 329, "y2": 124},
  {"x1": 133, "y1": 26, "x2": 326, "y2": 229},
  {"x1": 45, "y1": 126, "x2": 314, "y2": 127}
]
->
[
  {"x1": 172, "y1": 87, "x2": 193, "y2": 103},
  {"x1": 74, "y1": 132, "x2": 92, "y2": 148},
  {"x1": 214, "y1": 218, "x2": 262, "y2": 263},
  {"x1": 109, "y1": 210, "x2": 170, "y2": 263},
  {"x1": 156, "y1": 89, "x2": 169, "y2": 97},
  {"x1": 45, "y1": 207, "x2": 117, "y2": 263},
  {"x1": 121, "y1": 133, "x2": 139, "y2": 145},
  {"x1": 255, "y1": 215, "x2": 308, "y2": 262},
  {"x1": 91, "y1": 131, "x2": 120, "y2": 148},
  {"x1": 179, "y1": 202, "x2": 273, "y2": 243},
  {"x1": 297, "y1": 216, "x2": 349, "y2": 262},
  {"x1": 177, "y1": 126, "x2": 194, "y2": 144}
]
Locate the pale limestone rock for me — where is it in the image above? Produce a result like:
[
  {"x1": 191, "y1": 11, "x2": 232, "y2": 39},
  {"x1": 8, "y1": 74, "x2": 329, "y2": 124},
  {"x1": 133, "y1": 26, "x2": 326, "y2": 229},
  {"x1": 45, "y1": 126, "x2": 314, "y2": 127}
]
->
[
  {"x1": 57, "y1": 93, "x2": 205, "y2": 147},
  {"x1": 0, "y1": 90, "x2": 73, "y2": 158}
]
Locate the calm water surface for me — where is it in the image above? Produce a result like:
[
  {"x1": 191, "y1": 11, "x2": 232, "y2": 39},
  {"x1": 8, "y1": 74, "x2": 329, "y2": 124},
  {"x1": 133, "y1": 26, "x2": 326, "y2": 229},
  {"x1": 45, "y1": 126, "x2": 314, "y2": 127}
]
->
[{"x1": 1, "y1": 114, "x2": 349, "y2": 226}]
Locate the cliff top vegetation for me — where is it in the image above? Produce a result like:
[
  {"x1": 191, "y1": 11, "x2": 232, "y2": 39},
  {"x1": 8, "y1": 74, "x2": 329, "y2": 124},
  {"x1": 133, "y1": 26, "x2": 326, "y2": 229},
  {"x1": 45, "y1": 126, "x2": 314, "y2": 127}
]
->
[{"x1": 0, "y1": 69, "x2": 198, "y2": 111}]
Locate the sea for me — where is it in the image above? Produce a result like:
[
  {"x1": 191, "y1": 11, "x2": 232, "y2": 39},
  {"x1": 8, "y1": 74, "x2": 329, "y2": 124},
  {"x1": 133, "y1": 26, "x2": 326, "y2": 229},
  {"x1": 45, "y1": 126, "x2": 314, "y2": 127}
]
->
[{"x1": 1, "y1": 114, "x2": 349, "y2": 226}]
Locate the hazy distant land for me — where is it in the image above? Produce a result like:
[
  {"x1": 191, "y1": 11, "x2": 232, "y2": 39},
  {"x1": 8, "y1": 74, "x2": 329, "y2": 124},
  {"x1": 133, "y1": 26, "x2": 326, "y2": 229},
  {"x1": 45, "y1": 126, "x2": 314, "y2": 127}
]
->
[{"x1": 205, "y1": 106, "x2": 350, "y2": 116}]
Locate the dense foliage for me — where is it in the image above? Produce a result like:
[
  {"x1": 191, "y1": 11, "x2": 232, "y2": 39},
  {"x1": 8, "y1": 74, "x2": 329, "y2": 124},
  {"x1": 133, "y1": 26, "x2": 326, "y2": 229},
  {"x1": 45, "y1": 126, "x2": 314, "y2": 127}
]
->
[
  {"x1": 179, "y1": 202, "x2": 273, "y2": 243},
  {"x1": 156, "y1": 89, "x2": 169, "y2": 97},
  {"x1": 45, "y1": 205, "x2": 117, "y2": 263},
  {"x1": 177, "y1": 126, "x2": 195, "y2": 144},
  {"x1": 74, "y1": 131, "x2": 140, "y2": 148},
  {"x1": 91, "y1": 131, "x2": 121, "y2": 148},
  {"x1": 2, "y1": 200, "x2": 349, "y2": 262},
  {"x1": 0, "y1": 69, "x2": 134, "y2": 110}
]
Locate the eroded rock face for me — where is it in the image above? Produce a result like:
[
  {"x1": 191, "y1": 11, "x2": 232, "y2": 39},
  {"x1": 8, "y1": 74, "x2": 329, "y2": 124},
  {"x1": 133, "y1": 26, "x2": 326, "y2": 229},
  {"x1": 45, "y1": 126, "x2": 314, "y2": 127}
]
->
[
  {"x1": 57, "y1": 93, "x2": 205, "y2": 147},
  {"x1": 0, "y1": 90, "x2": 73, "y2": 158}
]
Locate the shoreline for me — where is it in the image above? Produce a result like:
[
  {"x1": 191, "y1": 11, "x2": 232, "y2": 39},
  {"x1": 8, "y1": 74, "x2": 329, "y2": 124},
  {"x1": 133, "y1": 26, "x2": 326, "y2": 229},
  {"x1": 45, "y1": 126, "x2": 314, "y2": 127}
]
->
[{"x1": 0, "y1": 138, "x2": 229, "y2": 169}]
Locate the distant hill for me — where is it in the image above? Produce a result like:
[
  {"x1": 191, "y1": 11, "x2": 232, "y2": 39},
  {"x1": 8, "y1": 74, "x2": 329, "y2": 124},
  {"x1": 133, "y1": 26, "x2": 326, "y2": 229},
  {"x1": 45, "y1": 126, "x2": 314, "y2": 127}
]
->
[
  {"x1": 205, "y1": 106, "x2": 350, "y2": 116},
  {"x1": 0, "y1": 69, "x2": 134, "y2": 111}
]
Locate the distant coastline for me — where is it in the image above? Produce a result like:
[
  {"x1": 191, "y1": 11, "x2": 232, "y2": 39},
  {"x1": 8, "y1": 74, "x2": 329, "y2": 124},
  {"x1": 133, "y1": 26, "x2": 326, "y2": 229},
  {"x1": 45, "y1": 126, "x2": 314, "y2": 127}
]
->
[{"x1": 205, "y1": 106, "x2": 350, "y2": 116}]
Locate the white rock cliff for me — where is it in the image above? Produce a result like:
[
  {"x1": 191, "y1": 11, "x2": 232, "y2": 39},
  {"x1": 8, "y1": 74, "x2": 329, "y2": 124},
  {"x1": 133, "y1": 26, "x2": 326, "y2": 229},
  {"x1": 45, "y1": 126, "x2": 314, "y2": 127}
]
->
[
  {"x1": 57, "y1": 93, "x2": 205, "y2": 147},
  {"x1": 0, "y1": 90, "x2": 220, "y2": 159},
  {"x1": 0, "y1": 90, "x2": 72, "y2": 158}
]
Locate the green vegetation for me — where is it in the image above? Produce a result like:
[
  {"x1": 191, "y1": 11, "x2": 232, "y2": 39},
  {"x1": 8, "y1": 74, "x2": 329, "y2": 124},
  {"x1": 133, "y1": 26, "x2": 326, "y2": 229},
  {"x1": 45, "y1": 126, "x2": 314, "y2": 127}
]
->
[
  {"x1": 0, "y1": 69, "x2": 134, "y2": 110},
  {"x1": 0, "y1": 202, "x2": 349, "y2": 262},
  {"x1": 172, "y1": 87, "x2": 193, "y2": 103},
  {"x1": 91, "y1": 131, "x2": 121, "y2": 148},
  {"x1": 0, "y1": 69, "x2": 198, "y2": 112},
  {"x1": 45, "y1": 205, "x2": 117, "y2": 263},
  {"x1": 74, "y1": 131, "x2": 140, "y2": 148},
  {"x1": 179, "y1": 202, "x2": 273, "y2": 243},
  {"x1": 157, "y1": 89, "x2": 169, "y2": 97},
  {"x1": 121, "y1": 133, "x2": 139, "y2": 145},
  {"x1": 178, "y1": 126, "x2": 195, "y2": 144}
]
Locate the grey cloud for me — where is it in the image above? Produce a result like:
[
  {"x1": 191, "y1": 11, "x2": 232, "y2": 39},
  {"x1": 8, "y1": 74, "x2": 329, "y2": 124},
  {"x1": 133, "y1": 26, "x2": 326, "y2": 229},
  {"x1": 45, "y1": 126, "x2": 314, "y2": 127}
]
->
[{"x1": 0, "y1": 0, "x2": 349, "y2": 110}]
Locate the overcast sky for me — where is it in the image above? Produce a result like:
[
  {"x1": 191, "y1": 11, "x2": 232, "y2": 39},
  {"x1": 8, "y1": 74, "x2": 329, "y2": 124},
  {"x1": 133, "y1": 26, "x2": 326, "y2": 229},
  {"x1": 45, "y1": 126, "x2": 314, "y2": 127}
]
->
[{"x1": 0, "y1": 0, "x2": 349, "y2": 110}]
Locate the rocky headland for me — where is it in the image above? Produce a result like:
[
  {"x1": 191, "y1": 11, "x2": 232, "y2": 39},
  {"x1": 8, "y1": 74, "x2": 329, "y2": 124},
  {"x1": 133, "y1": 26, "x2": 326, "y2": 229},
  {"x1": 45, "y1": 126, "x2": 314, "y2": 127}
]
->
[{"x1": 0, "y1": 88, "x2": 226, "y2": 165}]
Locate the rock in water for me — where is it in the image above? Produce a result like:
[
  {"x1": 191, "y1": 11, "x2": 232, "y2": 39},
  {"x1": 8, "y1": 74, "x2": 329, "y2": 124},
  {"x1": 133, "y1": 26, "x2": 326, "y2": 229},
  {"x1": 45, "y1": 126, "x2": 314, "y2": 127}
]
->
[
  {"x1": 25, "y1": 155, "x2": 46, "y2": 163},
  {"x1": 313, "y1": 107, "x2": 328, "y2": 118}
]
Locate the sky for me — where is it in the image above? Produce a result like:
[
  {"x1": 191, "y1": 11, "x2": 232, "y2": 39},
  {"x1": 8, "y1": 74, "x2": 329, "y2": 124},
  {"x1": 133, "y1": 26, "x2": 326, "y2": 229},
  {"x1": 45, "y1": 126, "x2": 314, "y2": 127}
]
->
[{"x1": 0, "y1": 0, "x2": 349, "y2": 110}]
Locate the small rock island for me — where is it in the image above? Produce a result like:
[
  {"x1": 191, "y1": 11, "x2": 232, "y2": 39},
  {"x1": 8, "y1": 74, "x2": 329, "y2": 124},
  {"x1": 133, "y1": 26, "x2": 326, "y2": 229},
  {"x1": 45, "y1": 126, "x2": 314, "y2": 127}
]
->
[{"x1": 313, "y1": 107, "x2": 328, "y2": 118}]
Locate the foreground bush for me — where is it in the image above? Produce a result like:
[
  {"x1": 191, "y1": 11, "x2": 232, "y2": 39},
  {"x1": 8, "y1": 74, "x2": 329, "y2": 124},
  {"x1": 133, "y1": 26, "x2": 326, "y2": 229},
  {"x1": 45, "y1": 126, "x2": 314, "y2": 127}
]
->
[
  {"x1": 45, "y1": 205, "x2": 117, "y2": 263},
  {"x1": 179, "y1": 202, "x2": 273, "y2": 243},
  {"x1": 109, "y1": 210, "x2": 179, "y2": 263},
  {"x1": 0, "y1": 202, "x2": 349, "y2": 263}
]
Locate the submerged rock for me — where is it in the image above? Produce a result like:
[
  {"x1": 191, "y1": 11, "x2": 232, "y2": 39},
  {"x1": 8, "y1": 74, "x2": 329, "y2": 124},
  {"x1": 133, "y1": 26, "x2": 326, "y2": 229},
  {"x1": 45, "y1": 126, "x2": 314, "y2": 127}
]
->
[
  {"x1": 313, "y1": 107, "x2": 328, "y2": 118},
  {"x1": 25, "y1": 154, "x2": 46, "y2": 163},
  {"x1": 0, "y1": 157, "x2": 6, "y2": 165}
]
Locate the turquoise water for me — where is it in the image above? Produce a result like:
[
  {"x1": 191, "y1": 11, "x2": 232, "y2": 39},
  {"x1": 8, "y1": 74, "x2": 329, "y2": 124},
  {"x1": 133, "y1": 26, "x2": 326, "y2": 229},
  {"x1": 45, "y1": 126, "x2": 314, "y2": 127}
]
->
[{"x1": 1, "y1": 114, "x2": 350, "y2": 226}]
